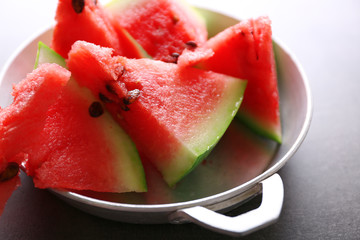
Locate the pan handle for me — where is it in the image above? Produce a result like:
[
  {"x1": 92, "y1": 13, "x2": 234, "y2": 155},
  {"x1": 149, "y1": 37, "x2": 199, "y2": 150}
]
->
[{"x1": 169, "y1": 174, "x2": 284, "y2": 237}]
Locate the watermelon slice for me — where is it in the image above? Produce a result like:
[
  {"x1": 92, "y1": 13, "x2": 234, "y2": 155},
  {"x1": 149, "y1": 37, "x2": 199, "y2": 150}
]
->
[
  {"x1": 178, "y1": 16, "x2": 282, "y2": 143},
  {"x1": 52, "y1": 0, "x2": 145, "y2": 59},
  {"x1": 0, "y1": 63, "x2": 69, "y2": 216},
  {"x1": 106, "y1": 0, "x2": 208, "y2": 63},
  {"x1": 67, "y1": 41, "x2": 247, "y2": 186},
  {"x1": 0, "y1": 54, "x2": 147, "y2": 192}
]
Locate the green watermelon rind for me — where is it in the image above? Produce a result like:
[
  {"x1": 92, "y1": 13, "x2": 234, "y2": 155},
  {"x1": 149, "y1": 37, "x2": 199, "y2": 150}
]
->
[
  {"x1": 162, "y1": 77, "x2": 247, "y2": 186},
  {"x1": 34, "y1": 42, "x2": 66, "y2": 69},
  {"x1": 34, "y1": 42, "x2": 147, "y2": 192},
  {"x1": 236, "y1": 113, "x2": 282, "y2": 144}
]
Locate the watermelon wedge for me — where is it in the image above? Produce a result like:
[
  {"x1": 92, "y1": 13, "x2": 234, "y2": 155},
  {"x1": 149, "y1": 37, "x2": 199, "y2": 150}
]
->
[
  {"x1": 52, "y1": 0, "x2": 145, "y2": 59},
  {"x1": 0, "y1": 48, "x2": 147, "y2": 192},
  {"x1": 179, "y1": 16, "x2": 282, "y2": 143},
  {"x1": 24, "y1": 76, "x2": 147, "y2": 192},
  {"x1": 0, "y1": 62, "x2": 69, "y2": 216},
  {"x1": 67, "y1": 41, "x2": 247, "y2": 186},
  {"x1": 106, "y1": 0, "x2": 208, "y2": 63}
]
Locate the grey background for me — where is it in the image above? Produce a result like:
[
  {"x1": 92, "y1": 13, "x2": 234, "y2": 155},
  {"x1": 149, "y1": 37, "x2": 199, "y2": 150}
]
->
[{"x1": 1, "y1": 0, "x2": 359, "y2": 239}]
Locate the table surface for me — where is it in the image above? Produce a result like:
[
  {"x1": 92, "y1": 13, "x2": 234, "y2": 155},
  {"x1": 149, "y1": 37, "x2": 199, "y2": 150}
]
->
[{"x1": 1, "y1": 0, "x2": 360, "y2": 239}]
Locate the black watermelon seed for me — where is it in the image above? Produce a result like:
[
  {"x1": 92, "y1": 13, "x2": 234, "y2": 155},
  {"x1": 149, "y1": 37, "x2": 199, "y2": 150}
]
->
[
  {"x1": 171, "y1": 52, "x2": 180, "y2": 58},
  {"x1": 93, "y1": 0, "x2": 97, "y2": 5},
  {"x1": 89, "y1": 101, "x2": 104, "y2": 117},
  {"x1": 185, "y1": 41, "x2": 197, "y2": 48},
  {"x1": 105, "y1": 83, "x2": 117, "y2": 95},
  {"x1": 0, "y1": 162, "x2": 19, "y2": 182},
  {"x1": 72, "y1": 0, "x2": 85, "y2": 14},
  {"x1": 123, "y1": 89, "x2": 141, "y2": 105},
  {"x1": 120, "y1": 104, "x2": 130, "y2": 111},
  {"x1": 99, "y1": 93, "x2": 112, "y2": 103},
  {"x1": 172, "y1": 15, "x2": 179, "y2": 24},
  {"x1": 169, "y1": 53, "x2": 180, "y2": 64}
]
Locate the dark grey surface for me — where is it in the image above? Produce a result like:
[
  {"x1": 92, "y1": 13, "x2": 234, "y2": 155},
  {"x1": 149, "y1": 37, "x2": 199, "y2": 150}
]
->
[{"x1": 1, "y1": 0, "x2": 360, "y2": 239}]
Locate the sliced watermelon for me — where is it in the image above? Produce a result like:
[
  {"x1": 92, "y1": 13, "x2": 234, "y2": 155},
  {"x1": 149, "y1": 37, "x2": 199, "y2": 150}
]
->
[
  {"x1": 106, "y1": 0, "x2": 208, "y2": 62},
  {"x1": 0, "y1": 63, "x2": 68, "y2": 216},
  {"x1": 25, "y1": 78, "x2": 146, "y2": 192},
  {"x1": 52, "y1": 0, "x2": 145, "y2": 59},
  {"x1": 1, "y1": 53, "x2": 147, "y2": 192},
  {"x1": 67, "y1": 41, "x2": 247, "y2": 186},
  {"x1": 179, "y1": 16, "x2": 282, "y2": 143}
]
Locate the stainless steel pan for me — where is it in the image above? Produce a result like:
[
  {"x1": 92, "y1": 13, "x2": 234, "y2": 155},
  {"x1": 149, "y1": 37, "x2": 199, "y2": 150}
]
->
[{"x1": 0, "y1": 8, "x2": 312, "y2": 237}]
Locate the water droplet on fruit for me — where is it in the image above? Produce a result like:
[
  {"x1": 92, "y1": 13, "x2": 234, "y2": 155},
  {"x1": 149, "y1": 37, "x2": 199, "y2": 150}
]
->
[
  {"x1": 123, "y1": 89, "x2": 141, "y2": 105},
  {"x1": 89, "y1": 101, "x2": 104, "y2": 117},
  {"x1": 72, "y1": 0, "x2": 85, "y2": 14},
  {"x1": 115, "y1": 65, "x2": 125, "y2": 80},
  {"x1": 0, "y1": 162, "x2": 19, "y2": 182}
]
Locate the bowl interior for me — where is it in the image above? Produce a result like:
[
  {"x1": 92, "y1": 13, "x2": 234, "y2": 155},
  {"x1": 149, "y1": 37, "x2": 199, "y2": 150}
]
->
[{"x1": 0, "y1": 8, "x2": 311, "y2": 208}]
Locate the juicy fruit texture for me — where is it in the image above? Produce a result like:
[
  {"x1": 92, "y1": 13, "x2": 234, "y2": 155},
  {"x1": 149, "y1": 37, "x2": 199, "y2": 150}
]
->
[
  {"x1": 52, "y1": 0, "x2": 143, "y2": 59},
  {"x1": 0, "y1": 63, "x2": 68, "y2": 216},
  {"x1": 25, "y1": 79, "x2": 147, "y2": 192},
  {"x1": 0, "y1": 60, "x2": 146, "y2": 193},
  {"x1": 67, "y1": 41, "x2": 246, "y2": 186},
  {"x1": 0, "y1": 64, "x2": 70, "y2": 163},
  {"x1": 106, "y1": 0, "x2": 208, "y2": 62},
  {"x1": 179, "y1": 16, "x2": 281, "y2": 143}
]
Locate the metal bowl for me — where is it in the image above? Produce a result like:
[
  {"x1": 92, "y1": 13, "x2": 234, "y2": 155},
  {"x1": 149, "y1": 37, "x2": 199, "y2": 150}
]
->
[{"x1": 0, "y1": 7, "x2": 312, "y2": 237}]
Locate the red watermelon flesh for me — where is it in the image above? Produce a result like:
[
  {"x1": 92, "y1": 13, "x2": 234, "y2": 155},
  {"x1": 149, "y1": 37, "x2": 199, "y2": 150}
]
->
[
  {"x1": 106, "y1": 0, "x2": 208, "y2": 62},
  {"x1": 0, "y1": 63, "x2": 67, "y2": 216},
  {"x1": 67, "y1": 41, "x2": 247, "y2": 186},
  {"x1": 0, "y1": 63, "x2": 69, "y2": 163},
  {"x1": 52, "y1": 0, "x2": 144, "y2": 59},
  {"x1": 25, "y1": 79, "x2": 146, "y2": 192},
  {"x1": 178, "y1": 16, "x2": 282, "y2": 143}
]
